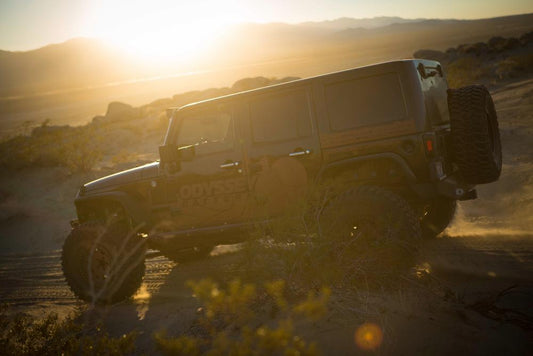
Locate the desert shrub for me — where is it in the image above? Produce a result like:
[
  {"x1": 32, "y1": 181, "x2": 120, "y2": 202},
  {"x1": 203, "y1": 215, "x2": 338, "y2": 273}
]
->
[
  {"x1": 122, "y1": 122, "x2": 145, "y2": 136},
  {"x1": 58, "y1": 127, "x2": 103, "y2": 173},
  {"x1": 158, "y1": 111, "x2": 170, "y2": 132},
  {"x1": 0, "y1": 125, "x2": 102, "y2": 173},
  {"x1": 495, "y1": 53, "x2": 533, "y2": 79},
  {"x1": 154, "y1": 278, "x2": 329, "y2": 356},
  {"x1": 242, "y1": 234, "x2": 381, "y2": 293},
  {"x1": 446, "y1": 56, "x2": 491, "y2": 88},
  {"x1": 240, "y1": 197, "x2": 416, "y2": 293},
  {"x1": 0, "y1": 309, "x2": 136, "y2": 356},
  {"x1": 111, "y1": 149, "x2": 136, "y2": 166}
]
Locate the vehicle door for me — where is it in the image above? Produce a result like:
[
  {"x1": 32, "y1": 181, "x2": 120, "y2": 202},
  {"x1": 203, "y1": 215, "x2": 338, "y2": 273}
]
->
[
  {"x1": 156, "y1": 103, "x2": 249, "y2": 231},
  {"x1": 243, "y1": 86, "x2": 322, "y2": 219}
]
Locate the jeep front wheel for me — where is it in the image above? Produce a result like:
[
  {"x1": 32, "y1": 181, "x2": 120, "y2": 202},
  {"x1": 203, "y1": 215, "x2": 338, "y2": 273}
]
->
[
  {"x1": 319, "y1": 186, "x2": 422, "y2": 274},
  {"x1": 62, "y1": 222, "x2": 146, "y2": 304}
]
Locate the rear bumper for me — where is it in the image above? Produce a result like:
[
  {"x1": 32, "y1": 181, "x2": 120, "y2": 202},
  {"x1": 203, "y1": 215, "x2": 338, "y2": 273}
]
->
[
  {"x1": 411, "y1": 174, "x2": 476, "y2": 201},
  {"x1": 435, "y1": 176, "x2": 477, "y2": 200}
]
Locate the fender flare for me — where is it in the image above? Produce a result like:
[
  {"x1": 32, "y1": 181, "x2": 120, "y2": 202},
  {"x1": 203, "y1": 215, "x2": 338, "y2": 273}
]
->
[
  {"x1": 315, "y1": 152, "x2": 417, "y2": 184},
  {"x1": 74, "y1": 191, "x2": 150, "y2": 228}
]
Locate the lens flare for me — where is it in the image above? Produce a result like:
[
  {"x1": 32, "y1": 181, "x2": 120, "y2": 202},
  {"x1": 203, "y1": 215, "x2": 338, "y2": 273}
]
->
[{"x1": 355, "y1": 322, "x2": 383, "y2": 351}]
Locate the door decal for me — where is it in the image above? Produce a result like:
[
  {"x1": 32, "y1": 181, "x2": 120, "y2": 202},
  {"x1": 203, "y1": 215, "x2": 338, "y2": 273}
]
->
[{"x1": 253, "y1": 157, "x2": 308, "y2": 215}]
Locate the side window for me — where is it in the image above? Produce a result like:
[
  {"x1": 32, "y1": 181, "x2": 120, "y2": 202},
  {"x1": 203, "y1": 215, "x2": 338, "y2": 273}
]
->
[
  {"x1": 177, "y1": 108, "x2": 234, "y2": 155},
  {"x1": 249, "y1": 89, "x2": 312, "y2": 143},
  {"x1": 326, "y1": 72, "x2": 407, "y2": 131}
]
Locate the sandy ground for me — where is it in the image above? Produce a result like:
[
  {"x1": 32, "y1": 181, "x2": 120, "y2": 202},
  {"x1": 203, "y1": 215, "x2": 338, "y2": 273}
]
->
[{"x1": 0, "y1": 78, "x2": 532, "y2": 354}]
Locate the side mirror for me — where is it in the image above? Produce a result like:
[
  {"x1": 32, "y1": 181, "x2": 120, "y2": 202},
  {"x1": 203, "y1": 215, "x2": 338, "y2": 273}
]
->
[{"x1": 178, "y1": 145, "x2": 195, "y2": 161}]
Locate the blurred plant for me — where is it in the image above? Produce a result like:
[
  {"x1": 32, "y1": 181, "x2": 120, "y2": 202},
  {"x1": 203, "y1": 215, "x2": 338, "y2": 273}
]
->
[{"x1": 154, "y1": 278, "x2": 329, "y2": 355}]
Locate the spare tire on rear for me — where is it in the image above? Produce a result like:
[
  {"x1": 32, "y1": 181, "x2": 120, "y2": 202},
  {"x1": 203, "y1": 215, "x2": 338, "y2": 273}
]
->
[{"x1": 448, "y1": 85, "x2": 502, "y2": 184}]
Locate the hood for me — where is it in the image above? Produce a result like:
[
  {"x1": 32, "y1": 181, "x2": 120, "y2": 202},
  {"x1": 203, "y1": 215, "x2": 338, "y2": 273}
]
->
[{"x1": 82, "y1": 162, "x2": 159, "y2": 193}]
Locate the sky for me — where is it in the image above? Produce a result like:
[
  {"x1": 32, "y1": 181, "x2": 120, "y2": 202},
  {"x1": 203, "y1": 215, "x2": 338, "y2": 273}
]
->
[{"x1": 1, "y1": 0, "x2": 532, "y2": 52}]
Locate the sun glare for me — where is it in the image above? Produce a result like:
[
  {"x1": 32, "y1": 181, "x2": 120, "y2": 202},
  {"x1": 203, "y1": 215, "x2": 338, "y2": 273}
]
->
[{"x1": 89, "y1": 1, "x2": 235, "y2": 63}]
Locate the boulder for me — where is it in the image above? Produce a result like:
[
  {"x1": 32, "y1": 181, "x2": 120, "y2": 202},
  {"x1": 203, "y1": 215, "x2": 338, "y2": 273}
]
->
[
  {"x1": 31, "y1": 124, "x2": 71, "y2": 138},
  {"x1": 488, "y1": 36, "x2": 507, "y2": 52},
  {"x1": 105, "y1": 101, "x2": 140, "y2": 122},
  {"x1": 460, "y1": 42, "x2": 488, "y2": 56},
  {"x1": 272, "y1": 76, "x2": 300, "y2": 85},
  {"x1": 503, "y1": 37, "x2": 521, "y2": 51},
  {"x1": 91, "y1": 115, "x2": 105, "y2": 125},
  {"x1": 231, "y1": 77, "x2": 272, "y2": 92}
]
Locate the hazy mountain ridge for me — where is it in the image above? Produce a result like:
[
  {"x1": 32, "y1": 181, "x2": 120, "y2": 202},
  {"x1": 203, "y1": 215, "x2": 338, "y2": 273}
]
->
[
  {"x1": 299, "y1": 16, "x2": 423, "y2": 30},
  {"x1": 1, "y1": 13, "x2": 532, "y2": 100},
  {"x1": 0, "y1": 38, "x2": 140, "y2": 97},
  {"x1": 328, "y1": 14, "x2": 533, "y2": 40}
]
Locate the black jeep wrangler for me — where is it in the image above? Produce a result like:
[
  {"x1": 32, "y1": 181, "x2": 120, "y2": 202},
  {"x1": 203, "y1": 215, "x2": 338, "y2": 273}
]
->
[{"x1": 62, "y1": 60, "x2": 501, "y2": 303}]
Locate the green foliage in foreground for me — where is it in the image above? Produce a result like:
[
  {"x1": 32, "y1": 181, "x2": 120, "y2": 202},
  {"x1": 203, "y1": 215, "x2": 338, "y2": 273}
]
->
[
  {"x1": 154, "y1": 279, "x2": 330, "y2": 356},
  {"x1": 0, "y1": 308, "x2": 136, "y2": 356}
]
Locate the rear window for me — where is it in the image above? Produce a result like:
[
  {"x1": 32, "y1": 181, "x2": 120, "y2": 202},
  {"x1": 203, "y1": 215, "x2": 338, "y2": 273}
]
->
[{"x1": 326, "y1": 72, "x2": 407, "y2": 131}]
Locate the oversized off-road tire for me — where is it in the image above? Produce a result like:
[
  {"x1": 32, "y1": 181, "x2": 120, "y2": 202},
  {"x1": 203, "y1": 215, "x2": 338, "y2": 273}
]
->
[
  {"x1": 62, "y1": 222, "x2": 146, "y2": 304},
  {"x1": 319, "y1": 186, "x2": 422, "y2": 276},
  {"x1": 448, "y1": 85, "x2": 502, "y2": 184},
  {"x1": 420, "y1": 198, "x2": 457, "y2": 239}
]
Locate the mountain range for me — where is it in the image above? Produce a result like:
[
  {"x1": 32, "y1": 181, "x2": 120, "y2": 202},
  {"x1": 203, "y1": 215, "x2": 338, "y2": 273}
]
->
[{"x1": 1, "y1": 14, "x2": 532, "y2": 98}]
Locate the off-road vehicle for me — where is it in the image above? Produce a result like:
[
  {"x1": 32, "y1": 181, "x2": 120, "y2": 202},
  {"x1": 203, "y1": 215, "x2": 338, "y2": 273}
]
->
[{"x1": 62, "y1": 60, "x2": 502, "y2": 303}]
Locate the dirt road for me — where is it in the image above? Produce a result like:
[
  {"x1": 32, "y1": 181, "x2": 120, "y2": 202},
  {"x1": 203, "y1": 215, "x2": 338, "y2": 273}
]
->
[{"x1": 0, "y1": 233, "x2": 531, "y2": 354}]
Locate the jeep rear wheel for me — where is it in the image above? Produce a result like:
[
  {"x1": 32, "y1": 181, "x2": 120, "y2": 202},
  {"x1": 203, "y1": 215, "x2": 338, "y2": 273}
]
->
[
  {"x1": 319, "y1": 186, "x2": 422, "y2": 275},
  {"x1": 448, "y1": 85, "x2": 502, "y2": 184},
  {"x1": 62, "y1": 222, "x2": 146, "y2": 304},
  {"x1": 420, "y1": 198, "x2": 457, "y2": 239}
]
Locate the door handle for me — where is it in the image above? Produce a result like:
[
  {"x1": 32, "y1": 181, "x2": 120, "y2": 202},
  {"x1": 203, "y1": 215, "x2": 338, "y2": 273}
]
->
[
  {"x1": 220, "y1": 161, "x2": 241, "y2": 169},
  {"x1": 289, "y1": 149, "x2": 311, "y2": 157}
]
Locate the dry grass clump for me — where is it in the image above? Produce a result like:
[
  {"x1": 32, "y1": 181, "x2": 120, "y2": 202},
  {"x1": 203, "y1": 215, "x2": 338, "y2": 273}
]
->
[
  {"x1": 240, "y1": 212, "x2": 419, "y2": 296},
  {"x1": 0, "y1": 306, "x2": 137, "y2": 356},
  {"x1": 0, "y1": 123, "x2": 102, "y2": 173},
  {"x1": 446, "y1": 57, "x2": 492, "y2": 88}
]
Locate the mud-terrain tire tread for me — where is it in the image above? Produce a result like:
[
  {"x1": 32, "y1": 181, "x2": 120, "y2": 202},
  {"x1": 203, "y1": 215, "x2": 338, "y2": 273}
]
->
[
  {"x1": 448, "y1": 85, "x2": 502, "y2": 184},
  {"x1": 420, "y1": 198, "x2": 457, "y2": 239},
  {"x1": 319, "y1": 186, "x2": 422, "y2": 273},
  {"x1": 62, "y1": 221, "x2": 146, "y2": 304}
]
